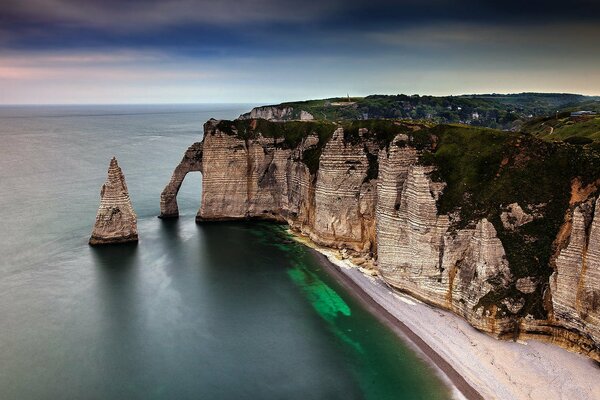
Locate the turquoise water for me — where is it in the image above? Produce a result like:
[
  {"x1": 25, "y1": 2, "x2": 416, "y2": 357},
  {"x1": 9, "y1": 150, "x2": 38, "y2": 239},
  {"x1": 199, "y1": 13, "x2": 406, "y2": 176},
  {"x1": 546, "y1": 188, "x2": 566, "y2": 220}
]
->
[{"x1": 0, "y1": 104, "x2": 450, "y2": 399}]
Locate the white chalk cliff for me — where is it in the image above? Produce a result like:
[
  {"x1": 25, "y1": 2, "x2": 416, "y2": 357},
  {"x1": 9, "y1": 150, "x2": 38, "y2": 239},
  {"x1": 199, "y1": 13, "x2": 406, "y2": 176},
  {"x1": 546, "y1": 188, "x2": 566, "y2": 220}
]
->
[{"x1": 160, "y1": 118, "x2": 600, "y2": 361}]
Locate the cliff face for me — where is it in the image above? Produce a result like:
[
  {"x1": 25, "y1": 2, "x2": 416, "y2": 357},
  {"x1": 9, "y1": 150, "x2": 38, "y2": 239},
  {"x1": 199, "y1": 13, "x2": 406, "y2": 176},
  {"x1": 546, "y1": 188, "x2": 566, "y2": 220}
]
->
[
  {"x1": 239, "y1": 106, "x2": 314, "y2": 121},
  {"x1": 311, "y1": 128, "x2": 376, "y2": 252},
  {"x1": 161, "y1": 118, "x2": 600, "y2": 360},
  {"x1": 550, "y1": 196, "x2": 600, "y2": 353},
  {"x1": 376, "y1": 158, "x2": 514, "y2": 333},
  {"x1": 90, "y1": 157, "x2": 138, "y2": 245}
]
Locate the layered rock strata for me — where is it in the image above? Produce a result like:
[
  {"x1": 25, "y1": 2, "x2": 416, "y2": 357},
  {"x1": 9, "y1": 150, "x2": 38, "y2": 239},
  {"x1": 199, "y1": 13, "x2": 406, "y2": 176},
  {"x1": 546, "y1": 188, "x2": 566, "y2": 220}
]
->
[
  {"x1": 160, "y1": 118, "x2": 600, "y2": 360},
  {"x1": 374, "y1": 144, "x2": 515, "y2": 333},
  {"x1": 550, "y1": 198, "x2": 600, "y2": 354},
  {"x1": 90, "y1": 157, "x2": 138, "y2": 245},
  {"x1": 311, "y1": 128, "x2": 376, "y2": 252}
]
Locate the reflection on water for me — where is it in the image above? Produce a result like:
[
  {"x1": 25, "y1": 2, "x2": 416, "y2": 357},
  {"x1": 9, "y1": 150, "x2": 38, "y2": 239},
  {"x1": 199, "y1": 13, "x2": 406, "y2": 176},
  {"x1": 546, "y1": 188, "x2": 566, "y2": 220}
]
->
[
  {"x1": 91, "y1": 242, "x2": 140, "y2": 270},
  {"x1": 91, "y1": 243, "x2": 140, "y2": 336}
]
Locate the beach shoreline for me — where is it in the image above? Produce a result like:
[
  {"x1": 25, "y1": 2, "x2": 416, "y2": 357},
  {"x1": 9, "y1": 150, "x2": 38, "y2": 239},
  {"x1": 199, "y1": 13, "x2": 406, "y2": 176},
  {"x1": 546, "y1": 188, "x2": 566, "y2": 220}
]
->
[
  {"x1": 308, "y1": 249, "x2": 479, "y2": 400},
  {"x1": 289, "y1": 231, "x2": 600, "y2": 400}
]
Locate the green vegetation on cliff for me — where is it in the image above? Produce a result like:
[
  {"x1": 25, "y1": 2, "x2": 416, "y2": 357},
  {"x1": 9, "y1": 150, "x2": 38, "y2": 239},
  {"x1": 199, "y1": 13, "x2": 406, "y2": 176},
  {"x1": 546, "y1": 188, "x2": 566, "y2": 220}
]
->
[
  {"x1": 337, "y1": 120, "x2": 433, "y2": 183},
  {"x1": 339, "y1": 119, "x2": 433, "y2": 147},
  {"x1": 214, "y1": 118, "x2": 337, "y2": 174},
  {"x1": 521, "y1": 113, "x2": 600, "y2": 142},
  {"x1": 215, "y1": 119, "x2": 336, "y2": 148},
  {"x1": 415, "y1": 124, "x2": 600, "y2": 317},
  {"x1": 245, "y1": 93, "x2": 600, "y2": 131},
  {"x1": 214, "y1": 118, "x2": 432, "y2": 175}
]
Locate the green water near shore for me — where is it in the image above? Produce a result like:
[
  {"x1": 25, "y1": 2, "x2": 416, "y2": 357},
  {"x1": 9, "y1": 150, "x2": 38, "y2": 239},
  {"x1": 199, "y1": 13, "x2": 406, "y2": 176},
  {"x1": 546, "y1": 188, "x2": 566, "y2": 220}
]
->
[{"x1": 254, "y1": 225, "x2": 450, "y2": 399}]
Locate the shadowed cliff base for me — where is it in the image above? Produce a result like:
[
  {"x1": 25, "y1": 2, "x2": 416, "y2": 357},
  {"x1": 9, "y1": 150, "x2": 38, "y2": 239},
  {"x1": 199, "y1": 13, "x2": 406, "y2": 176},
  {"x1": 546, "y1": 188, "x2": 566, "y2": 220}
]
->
[
  {"x1": 89, "y1": 234, "x2": 140, "y2": 246},
  {"x1": 196, "y1": 214, "x2": 288, "y2": 224}
]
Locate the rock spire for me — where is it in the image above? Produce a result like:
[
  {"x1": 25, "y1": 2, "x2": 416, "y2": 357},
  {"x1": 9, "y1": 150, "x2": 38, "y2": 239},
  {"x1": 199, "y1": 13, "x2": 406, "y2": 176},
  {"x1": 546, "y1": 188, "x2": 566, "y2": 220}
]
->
[{"x1": 89, "y1": 157, "x2": 138, "y2": 245}]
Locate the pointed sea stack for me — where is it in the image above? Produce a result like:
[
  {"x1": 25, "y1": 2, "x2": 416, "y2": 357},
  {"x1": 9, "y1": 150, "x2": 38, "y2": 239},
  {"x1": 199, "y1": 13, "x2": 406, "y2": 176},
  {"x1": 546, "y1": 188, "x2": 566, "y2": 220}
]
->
[{"x1": 89, "y1": 157, "x2": 138, "y2": 245}]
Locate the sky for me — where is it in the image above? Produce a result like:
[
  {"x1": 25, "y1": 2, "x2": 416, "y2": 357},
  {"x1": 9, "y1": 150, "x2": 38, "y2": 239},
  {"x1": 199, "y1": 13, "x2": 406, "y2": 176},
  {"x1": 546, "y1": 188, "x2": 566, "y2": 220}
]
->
[{"x1": 1, "y1": 0, "x2": 600, "y2": 104}]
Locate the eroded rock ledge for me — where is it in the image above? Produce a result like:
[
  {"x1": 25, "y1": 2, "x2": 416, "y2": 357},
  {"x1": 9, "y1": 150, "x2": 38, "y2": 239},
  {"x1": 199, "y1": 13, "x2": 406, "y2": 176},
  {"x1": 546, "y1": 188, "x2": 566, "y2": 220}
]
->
[
  {"x1": 90, "y1": 157, "x2": 138, "y2": 245},
  {"x1": 161, "y1": 118, "x2": 600, "y2": 361}
]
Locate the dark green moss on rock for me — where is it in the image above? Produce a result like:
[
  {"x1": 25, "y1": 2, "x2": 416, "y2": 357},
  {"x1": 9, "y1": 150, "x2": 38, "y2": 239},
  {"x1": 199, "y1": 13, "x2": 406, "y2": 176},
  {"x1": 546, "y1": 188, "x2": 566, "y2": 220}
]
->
[
  {"x1": 340, "y1": 120, "x2": 432, "y2": 148},
  {"x1": 364, "y1": 150, "x2": 378, "y2": 183},
  {"x1": 215, "y1": 119, "x2": 336, "y2": 148}
]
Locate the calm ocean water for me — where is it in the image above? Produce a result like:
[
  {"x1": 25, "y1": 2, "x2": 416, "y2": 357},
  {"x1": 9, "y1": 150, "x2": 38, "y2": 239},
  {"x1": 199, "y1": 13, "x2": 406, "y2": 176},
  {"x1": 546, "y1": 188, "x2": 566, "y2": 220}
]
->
[{"x1": 0, "y1": 104, "x2": 450, "y2": 399}]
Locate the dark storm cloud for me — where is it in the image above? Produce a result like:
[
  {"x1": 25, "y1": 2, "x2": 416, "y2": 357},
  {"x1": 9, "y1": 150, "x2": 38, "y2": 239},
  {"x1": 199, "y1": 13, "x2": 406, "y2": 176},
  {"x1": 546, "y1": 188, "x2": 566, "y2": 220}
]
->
[
  {"x1": 2, "y1": 0, "x2": 600, "y2": 52},
  {"x1": 2, "y1": 0, "x2": 600, "y2": 103}
]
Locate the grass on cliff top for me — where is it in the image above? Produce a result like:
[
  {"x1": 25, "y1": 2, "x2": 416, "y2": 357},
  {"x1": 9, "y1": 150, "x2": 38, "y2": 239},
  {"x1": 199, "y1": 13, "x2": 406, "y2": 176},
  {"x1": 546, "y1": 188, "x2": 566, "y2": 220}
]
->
[
  {"x1": 278, "y1": 98, "x2": 364, "y2": 120},
  {"x1": 215, "y1": 118, "x2": 432, "y2": 175},
  {"x1": 340, "y1": 119, "x2": 434, "y2": 147},
  {"x1": 253, "y1": 93, "x2": 600, "y2": 130},
  {"x1": 417, "y1": 124, "x2": 600, "y2": 317},
  {"x1": 337, "y1": 119, "x2": 433, "y2": 182},
  {"x1": 521, "y1": 114, "x2": 600, "y2": 142},
  {"x1": 215, "y1": 118, "x2": 337, "y2": 175},
  {"x1": 216, "y1": 118, "x2": 336, "y2": 147}
]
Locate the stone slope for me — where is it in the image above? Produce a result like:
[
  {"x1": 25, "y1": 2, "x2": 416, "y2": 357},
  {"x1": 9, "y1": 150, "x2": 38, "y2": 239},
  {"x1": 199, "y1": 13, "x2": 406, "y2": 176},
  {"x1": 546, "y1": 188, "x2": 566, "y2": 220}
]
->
[
  {"x1": 90, "y1": 157, "x2": 138, "y2": 245},
  {"x1": 161, "y1": 118, "x2": 600, "y2": 360}
]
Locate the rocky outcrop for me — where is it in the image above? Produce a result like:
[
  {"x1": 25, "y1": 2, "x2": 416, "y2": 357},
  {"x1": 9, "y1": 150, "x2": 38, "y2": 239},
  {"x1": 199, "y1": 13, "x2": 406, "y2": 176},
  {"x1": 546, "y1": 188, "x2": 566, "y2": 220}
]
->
[
  {"x1": 500, "y1": 202, "x2": 534, "y2": 230},
  {"x1": 239, "y1": 106, "x2": 314, "y2": 121},
  {"x1": 311, "y1": 128, "x2": 376, "y2": 252},
  {"x1": 161, "y1": 120, "x2": 379, "y2": 250},
  {"x1": 376, "y1": 155, "x2": 514, "y2": 333},
  {"x1": 550, "y1": 197, "x2": 600, "y2": 355},
  {"x1": 90, "y1": 157, "x2": 138, "y2": 245},
  {"x1": 515, "y1": 277, "x2": 538, "y2": 294},
  {"x1": 195, "y1": 121, "x2": 300, "y2": 221},
  {"x1": 160, "y1": 118, "x2": 600, "y2": 360},
  {"x1": 448, "y1": 219, "x2": 514, "y2": 332}
]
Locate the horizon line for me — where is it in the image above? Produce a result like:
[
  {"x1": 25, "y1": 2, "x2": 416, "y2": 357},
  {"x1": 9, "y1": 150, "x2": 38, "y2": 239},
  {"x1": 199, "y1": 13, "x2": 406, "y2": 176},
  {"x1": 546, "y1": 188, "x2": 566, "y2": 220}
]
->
[{"x1": 1, "y1": 90, "x2": 599, "y2": 107}]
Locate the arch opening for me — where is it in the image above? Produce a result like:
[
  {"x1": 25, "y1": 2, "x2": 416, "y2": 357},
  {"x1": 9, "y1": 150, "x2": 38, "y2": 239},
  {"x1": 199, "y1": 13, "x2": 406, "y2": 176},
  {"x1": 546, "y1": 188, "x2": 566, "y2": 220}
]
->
[
  {"x1": 176, "y1": 171, "x2": 203, "y2": 217},
  {"x1": 159, "y1": 142, "x2": 203, "y2": 218}
]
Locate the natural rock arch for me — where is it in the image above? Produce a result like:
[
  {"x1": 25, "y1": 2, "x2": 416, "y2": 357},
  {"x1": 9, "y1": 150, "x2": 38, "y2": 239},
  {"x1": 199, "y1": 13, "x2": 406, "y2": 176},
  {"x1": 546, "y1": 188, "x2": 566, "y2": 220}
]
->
[{"x1": 159, "y1": 142, "x2": 203, "y2": 218}]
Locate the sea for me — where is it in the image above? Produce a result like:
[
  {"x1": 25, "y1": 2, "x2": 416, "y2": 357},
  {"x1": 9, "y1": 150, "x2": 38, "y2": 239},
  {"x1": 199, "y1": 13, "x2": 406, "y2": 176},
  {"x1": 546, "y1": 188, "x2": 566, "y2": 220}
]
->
[{"x1": 0, "y1": 104, "x2": 451, "y2": 399}]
